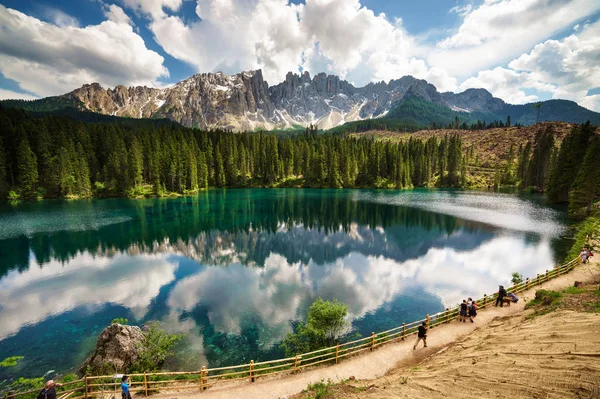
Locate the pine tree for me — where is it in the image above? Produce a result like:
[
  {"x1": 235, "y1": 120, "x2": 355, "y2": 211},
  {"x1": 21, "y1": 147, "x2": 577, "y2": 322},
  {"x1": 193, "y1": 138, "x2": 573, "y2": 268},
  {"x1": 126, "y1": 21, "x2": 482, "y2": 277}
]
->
[
  {"x1": 17, "y1": 137, "x2": 38, "y2": 198},
  {"x1": 568, "y1": 134, "x2": 600, "y2": 216},
  {"x1": 527, "y1": 126, "x2": 555, "y2": 191},
  {"x1": 546, "y1": 122, "x2": 594, "y2": 203},
  {"x1": 198, "y1": 151, "x2": 209, "y2": 189},
  {"x1": 0, "y1": 137, "x2": 8, "y2": 198}
]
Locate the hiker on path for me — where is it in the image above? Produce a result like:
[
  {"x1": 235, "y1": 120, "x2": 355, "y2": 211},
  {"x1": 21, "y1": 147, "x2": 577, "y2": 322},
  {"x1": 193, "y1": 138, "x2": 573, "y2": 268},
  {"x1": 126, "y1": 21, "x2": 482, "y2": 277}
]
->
[
  {"x1": 495, "y1": 285, "x2": 507, "y2": 307},
  {"x1": 38, "y1": 380, "x2": 62, "y2": 399},
  {"x1": 468, "y1": 297, "x2": 476, "y2": 322},
  {"x1": 580, "y1": 248, "x2": 589, "y2": 263},
  {"x1": 459, "y1": 300, "x2": 468, "y2": 322},
  {"x1": 413, "y1": 321, "x2": 427, "y2": 350},
  {"x1": 508, "y1": 292, "x2": 519, "y2": 303},
  {"x1": 121, "y1": 375, "x2": 132, "y2": 399}
]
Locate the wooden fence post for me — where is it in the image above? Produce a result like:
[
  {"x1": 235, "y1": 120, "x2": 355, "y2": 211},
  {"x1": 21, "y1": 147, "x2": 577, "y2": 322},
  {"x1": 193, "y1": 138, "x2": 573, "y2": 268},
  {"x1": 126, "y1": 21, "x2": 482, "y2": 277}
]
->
[
  {"x1": 445, "y1": 308, "x2": 450, "y2": 324},
  {"x1": 526, "y1": 278, "x2": 530, "y2": 290},
  {"x1": 294, "y1": 356, "x2": 299, "y2": 374},
  {"x1": 84, "y1": 377, "x2": 88, "y2": 399},
  {"x1": 201, "y1": 366, "x2": 207, "y2": 390},
  {"x1": 249, "y1": 360, "x2": 255, "y2": 383},
  {"x1": 483, "y1": 294, "x2": 487, "y2": 308},
  {"x1": 371, "y1": 332, "x2": 375, "y2": 351},
  {"x1": 144, "y1": 373, "x2": 148, "y2": 397},
  {"x1": 401, "y1": 323, "x2": 406, "y2": 340},
  {"x1": 537, "y1": 273, "x2": 540, "y2": 285},
  {"x1": 335, "y1": 344, "x2": 339, "y2": 364},
  {"x1": 545, "y1": 269, "x2": 549, "y2": 283}
]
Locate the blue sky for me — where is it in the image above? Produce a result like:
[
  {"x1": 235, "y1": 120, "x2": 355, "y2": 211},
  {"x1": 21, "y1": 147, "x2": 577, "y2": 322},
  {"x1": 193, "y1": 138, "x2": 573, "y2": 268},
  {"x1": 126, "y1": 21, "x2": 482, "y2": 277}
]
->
[{"x1": 0, "y1": 0, "x2": 599, "y2": 111}]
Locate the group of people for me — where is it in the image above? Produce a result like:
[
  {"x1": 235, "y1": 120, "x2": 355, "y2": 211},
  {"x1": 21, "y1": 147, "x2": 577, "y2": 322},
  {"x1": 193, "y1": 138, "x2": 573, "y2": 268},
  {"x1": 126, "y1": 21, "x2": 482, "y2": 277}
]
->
[
  {"x1": 413, "y1": 285, "x2": 520, "y2": 350},
  {"x1": 580, "y1": 247, "x2": 594, "y2": 264},
  {"x1": 494, "y1": 285, "x2": 518, "y2": 307},
  {"x1": 459, "y1": 297, "x2": 478, "y2": 323}
]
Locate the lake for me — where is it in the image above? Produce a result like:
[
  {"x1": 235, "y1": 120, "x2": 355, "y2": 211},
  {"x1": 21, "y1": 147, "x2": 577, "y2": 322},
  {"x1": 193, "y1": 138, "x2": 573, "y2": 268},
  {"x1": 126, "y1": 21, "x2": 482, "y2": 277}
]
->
[{"x1": 0, "y1": 189, "x2": 571, "y2": 380}]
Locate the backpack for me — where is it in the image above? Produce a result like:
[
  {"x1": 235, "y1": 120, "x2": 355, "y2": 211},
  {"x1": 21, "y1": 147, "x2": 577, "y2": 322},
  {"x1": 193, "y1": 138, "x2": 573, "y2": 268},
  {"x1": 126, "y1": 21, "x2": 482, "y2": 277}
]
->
[{"x1": 37, "y1": 389, "x2": 48, "y2": 399}]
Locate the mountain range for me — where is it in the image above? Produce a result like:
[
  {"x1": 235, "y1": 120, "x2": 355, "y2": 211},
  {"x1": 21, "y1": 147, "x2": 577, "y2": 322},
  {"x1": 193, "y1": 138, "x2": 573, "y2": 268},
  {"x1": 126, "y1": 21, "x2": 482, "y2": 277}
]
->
[{"x1": 3, "y1": 70, "x2": 600, "y2": 131}]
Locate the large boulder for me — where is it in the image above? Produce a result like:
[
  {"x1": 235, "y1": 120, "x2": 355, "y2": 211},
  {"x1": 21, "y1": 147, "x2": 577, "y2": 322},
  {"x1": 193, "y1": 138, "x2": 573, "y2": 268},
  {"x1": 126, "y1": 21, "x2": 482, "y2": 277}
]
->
[{"x1": 80, "y1": 324, "x2": 144, "y2": 375}]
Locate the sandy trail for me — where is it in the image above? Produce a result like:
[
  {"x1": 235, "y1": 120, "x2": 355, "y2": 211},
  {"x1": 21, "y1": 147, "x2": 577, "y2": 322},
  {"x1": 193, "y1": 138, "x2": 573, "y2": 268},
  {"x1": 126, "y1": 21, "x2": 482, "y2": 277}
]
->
[{"x1": 153, "y1": 256, "x2": 600, "y2": 399}]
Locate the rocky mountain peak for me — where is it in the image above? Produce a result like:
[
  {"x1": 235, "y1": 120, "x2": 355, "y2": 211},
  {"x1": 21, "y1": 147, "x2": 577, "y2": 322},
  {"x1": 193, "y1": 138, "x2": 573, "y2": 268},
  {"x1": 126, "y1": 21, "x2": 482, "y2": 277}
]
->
[{"x1": 59, "y1": 69, "x2": 523, "y2": 130}]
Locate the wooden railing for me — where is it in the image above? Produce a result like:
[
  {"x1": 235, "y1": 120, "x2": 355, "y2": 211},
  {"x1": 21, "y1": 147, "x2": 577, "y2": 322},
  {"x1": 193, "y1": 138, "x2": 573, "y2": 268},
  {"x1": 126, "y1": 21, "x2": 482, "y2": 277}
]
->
[{"x1": 4, "y1": 255, "x2": 583, "y2": 399}]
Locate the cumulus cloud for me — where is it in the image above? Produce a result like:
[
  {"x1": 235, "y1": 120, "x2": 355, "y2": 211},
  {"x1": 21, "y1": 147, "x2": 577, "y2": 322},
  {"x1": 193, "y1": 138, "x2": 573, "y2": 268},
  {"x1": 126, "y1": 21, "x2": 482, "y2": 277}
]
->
[
  {"x1": 103, "y1": 4, "x2": 133, "y2": 26},
  {"x1": 0, "y1": 5, "x2": 168, "y2": 97},
  {"x1": 509, "y1": 20, "x2": 600, "y2": 109},
  {"x1": 120, "y1": 0, "x2": 456, "y2": 90},
  {"x1": 458, "y1": 20, "x2": 600, "y2": 109},
  {"x1": 431, "y1": 0, "x2": 600, "y2": 78}
]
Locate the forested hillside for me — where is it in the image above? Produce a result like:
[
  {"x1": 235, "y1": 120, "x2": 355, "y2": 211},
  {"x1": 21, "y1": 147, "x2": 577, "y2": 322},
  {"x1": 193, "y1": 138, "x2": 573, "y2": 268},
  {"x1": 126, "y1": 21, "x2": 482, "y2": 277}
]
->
[{"x1": 0, "y1": 106, "x2": 470, "y2": 200}]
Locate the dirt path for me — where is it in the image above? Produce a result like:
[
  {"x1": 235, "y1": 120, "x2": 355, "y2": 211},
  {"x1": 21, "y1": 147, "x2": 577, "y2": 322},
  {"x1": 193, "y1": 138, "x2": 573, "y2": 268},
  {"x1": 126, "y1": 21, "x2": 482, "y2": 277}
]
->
[{"x1": 153, "y1": 256, "x2": 600, "y2": 399}]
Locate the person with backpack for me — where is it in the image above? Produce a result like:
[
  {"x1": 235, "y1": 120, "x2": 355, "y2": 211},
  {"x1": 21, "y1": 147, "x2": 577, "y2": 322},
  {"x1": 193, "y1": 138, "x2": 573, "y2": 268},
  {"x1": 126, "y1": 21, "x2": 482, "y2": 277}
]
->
[
  {"x1": 459, "y1": 300, "x2": 468, "y2": 322},
  {"x1": 38, "y1": 380, "x2": 62, "y2": 399},
  {"x1": 495, "y1": 285, "x2": 507, "y2": 307},
  {"x1": 413, "y1": 321, "x2": 428, "y2": 350},
  {"x1": 468, "y1": 297, "x2": 476, "y2": 322},
  {"x1": 121, "y1": 375, "x2": 132, "y2": 399}
]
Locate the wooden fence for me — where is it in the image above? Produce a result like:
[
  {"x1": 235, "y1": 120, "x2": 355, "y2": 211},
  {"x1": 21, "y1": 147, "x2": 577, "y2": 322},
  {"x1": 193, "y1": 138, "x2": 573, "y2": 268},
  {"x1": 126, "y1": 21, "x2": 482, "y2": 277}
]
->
[{"x1": 4, "y1": 256, "x2": 582, "y2": 399}]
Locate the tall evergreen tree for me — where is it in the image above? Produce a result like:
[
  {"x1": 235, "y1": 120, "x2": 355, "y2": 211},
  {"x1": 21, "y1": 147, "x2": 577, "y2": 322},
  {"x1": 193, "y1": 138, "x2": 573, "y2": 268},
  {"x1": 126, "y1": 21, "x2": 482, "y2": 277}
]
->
[
  {"x1": 16, "y1": 137, "x2": 38, "y2": 198},
  {"x1": 568, "y1": 134, "x2": 600, "y2": 216},
  {"x1": 546, "y1": 122, "x2": 594, "y2": 203}
]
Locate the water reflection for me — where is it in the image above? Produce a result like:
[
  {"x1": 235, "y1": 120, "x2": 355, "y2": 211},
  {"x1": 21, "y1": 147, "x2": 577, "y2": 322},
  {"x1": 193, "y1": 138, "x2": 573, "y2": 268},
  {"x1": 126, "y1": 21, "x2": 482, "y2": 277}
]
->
[{"x1": 0, "y1": 189, "x2": 567, "y2": 378}]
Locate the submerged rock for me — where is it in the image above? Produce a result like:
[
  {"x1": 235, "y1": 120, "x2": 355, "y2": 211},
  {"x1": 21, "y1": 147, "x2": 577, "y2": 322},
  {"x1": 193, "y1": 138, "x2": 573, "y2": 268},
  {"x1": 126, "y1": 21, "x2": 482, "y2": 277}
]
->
[{"x1": 80, "y1": 324, "x2": 144, "y2": 375}]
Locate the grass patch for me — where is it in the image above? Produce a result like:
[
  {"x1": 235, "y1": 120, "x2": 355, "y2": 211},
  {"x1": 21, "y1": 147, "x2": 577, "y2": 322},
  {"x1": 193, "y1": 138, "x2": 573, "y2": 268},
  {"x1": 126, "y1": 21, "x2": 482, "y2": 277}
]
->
[
  {"x1": 563, "y1": 286, "x2": 586, "y2": 295},
  {"x1": 304, "y1": 379, "x2": 334, "y2": 399},
  {"x1": 525, "y1": 289, "x2": 563, "y2": 319}
]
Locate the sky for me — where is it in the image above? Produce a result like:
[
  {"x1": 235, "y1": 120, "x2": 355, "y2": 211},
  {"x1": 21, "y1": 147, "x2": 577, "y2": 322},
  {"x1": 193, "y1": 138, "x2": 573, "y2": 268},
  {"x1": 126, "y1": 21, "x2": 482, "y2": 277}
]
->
[{"x1": 0, "y1": 0, "x2": 599, "y2": 111}]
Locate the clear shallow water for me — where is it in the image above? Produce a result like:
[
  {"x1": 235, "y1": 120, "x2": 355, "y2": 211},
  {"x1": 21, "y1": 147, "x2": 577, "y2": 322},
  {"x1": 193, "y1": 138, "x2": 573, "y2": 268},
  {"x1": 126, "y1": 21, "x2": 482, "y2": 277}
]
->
[{"x1": 0, "y1": 189, "x2": 570, "y2": 379}]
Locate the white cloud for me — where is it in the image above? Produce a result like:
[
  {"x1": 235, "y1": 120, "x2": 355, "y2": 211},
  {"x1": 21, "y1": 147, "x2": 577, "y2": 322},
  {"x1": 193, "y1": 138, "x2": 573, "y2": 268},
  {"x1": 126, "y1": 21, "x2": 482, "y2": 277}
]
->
[
  {"x1": 580, "y1": 94, "x2": 600, "y2": 112},
  {"x1": 123, "y1": 0, "x2": 456, "y2": 90},
  {"x1": 449, "y1": 4, "x2": 472, "y2": 17},
  {"x1": 43, "y1": 7, "x2": 80, "y2": 28},
  {"x1": 459, "y1": 20, "x2": 600, "y2": 109},
  {"x1": 509, "y1": 20, "x2": 600, "y2": 107},
  {"x1": 0, "y1": 88, "x2": 39, "y2": 101},
  {"x1": 120, "y1": 0, "x2": 182, "y2": 19},
  {"x1": 459, "y1": 67, "x2": 541, "y2": 104},
  {"x1": 103, "y1": 4, "x2": 133, "y2": 26},
  {"x1": 431, "y1": 0, "x2": 600, "y2": 78},
  {"x1": 0, "y1": 5, "x2": 168, "y2": 97}
]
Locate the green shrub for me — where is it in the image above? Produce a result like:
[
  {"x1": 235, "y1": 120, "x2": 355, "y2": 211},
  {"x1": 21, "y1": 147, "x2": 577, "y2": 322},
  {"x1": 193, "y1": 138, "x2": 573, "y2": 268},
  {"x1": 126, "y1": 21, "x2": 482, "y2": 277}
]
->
[
  {"x1": 511, "y1": 272, "x2": 524, "y2": 285},
  {"x1": 132, "y1": 322, "x2": 184, "y2": 372},
  {"x1": 305, "y1": 379, "x2": 333, "y2": 399},
  {"x1": 111, "y1": 318, "x2": 129, "y2": 325},
  {"x1": 7, "y1": 190, "x2": 20, "y2": 201},
  {"x1": 281, "y1": 299, "x2": 348, "y2": 357},
  {"x1": 0, "y1": 356, "x2": 23, "y2": 367}
]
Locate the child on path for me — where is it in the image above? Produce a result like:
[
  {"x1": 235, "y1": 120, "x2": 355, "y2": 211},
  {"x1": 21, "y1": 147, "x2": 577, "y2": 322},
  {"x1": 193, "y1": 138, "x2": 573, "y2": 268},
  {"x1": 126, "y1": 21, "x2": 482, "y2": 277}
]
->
[{"x1": 121, "y1": 375, "x2": 132, "y2": 399}]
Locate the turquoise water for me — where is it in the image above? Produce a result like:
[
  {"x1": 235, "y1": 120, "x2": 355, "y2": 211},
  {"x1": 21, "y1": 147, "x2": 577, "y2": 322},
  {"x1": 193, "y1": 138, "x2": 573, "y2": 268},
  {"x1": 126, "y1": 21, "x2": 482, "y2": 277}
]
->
[{"x1": 0, "y1": 189, "x2": 570, "y2": 380}]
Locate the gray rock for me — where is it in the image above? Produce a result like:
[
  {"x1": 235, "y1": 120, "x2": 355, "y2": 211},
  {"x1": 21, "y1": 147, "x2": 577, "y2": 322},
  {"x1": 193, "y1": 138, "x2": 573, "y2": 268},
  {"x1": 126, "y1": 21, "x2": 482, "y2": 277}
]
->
[{"x1": 80, "y1": 324, "x2": 144, "y2": 374}]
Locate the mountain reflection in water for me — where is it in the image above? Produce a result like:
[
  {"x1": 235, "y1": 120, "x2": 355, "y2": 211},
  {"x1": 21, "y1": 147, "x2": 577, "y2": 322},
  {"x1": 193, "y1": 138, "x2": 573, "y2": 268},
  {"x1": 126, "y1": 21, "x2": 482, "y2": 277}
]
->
[{"x1": 0, "y1": 189, "x2": 567, "y2": 378}]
